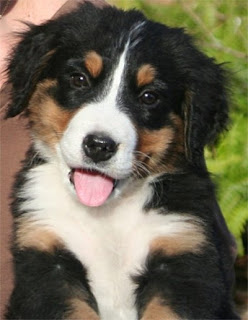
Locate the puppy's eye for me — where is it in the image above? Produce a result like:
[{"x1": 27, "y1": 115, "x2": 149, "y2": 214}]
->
[
  {"x1": 140, "y1": 91, "x2": 159, "y2": 106},
  {"x1": 70, "y1": 73, "x2": 89, "y2": 88}
]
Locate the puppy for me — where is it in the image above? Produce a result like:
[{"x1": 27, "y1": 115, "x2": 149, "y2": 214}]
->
[{"x1": 4, "y1": 3, "x2": 239, "y2": 319}]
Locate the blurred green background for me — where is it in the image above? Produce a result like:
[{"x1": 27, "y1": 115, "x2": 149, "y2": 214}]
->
[{"x1": 110, "y1": 0, "x2": 247, "y2": 255}]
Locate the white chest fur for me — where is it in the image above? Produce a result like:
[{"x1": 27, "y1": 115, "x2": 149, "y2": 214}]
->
[{"x1": 20, "y1": 163, "x2": 195, "y2": 320}]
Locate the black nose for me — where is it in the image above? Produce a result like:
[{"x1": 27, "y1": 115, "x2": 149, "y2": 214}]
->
[{"x1": 83, "y1": 134, "x2": 118, "y2": 163}]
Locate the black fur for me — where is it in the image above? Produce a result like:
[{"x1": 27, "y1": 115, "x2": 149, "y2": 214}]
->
[
  {"x1": 6, "y1": 248, "x2": 98, "y2": 319},
  {"x1": 135, "y1": 250, "x2": 237, "y2": 319}
]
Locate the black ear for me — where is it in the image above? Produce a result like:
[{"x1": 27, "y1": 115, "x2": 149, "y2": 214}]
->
[
  {"x1": 183, "y1": 53, "x2": 229, "y2": 166},
  {"x1": 5, "y1": 23, "x2": 56, "y2": 118}
]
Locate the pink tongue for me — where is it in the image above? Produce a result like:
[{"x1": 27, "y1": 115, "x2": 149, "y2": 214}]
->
[{"x1": 73, "y1": 169, "x2": 114, "y2": 207}]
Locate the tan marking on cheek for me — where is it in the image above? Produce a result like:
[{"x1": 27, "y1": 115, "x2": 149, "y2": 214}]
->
[
  {"x1": 137, "y1": 64, "x2": 156, "y2": 87},
  {"x1": 137, "y1": 128, "x2": 174, "y2": 174},
  {"x1": 16, "y1": 217, "x2": 62, "y2": 252},
  {"x1": 28, "y1": 80, "x2": 76, "y2": 147},
  {"x1": 141, "y1": 297, "x2": 180, "y2": 320},
  {"x1": 67, "y1": 299, "x2": 100, "y2": 320},
  {"x1": 139, "y1": 128, "x2": 174, "y2": 155},
  {"x1": 84, "y1": 51, "x2": 103, "y2": 78},
  {"x1": 150, "y1": 223, "x2": 206, "y2": 255}
]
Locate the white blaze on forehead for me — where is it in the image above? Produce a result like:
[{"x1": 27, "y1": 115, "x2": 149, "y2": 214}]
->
[
  {"x1": 106, "y1": 46, "x2": 128, "y2": 104},
  {"x1": 59, "y1": 44, "x2": 137, "y2": 178}
]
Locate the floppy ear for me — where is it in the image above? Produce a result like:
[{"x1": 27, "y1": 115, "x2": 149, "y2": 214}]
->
[
  {"x1": 5, "y1": 24, "x2": 56, "y2": 118},
  {"x1": 183, "y1": 57, "x2": 229, "y2": 165}
]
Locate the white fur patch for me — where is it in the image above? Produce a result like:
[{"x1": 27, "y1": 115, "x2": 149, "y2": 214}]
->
[{"x1": 19, "y1": 162, "x2": 202, "y2": 320}]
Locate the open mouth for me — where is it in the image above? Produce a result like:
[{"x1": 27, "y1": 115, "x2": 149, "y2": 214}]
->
[{"x1": 69, "y1": 169, "x2": 118, "y2": 207}]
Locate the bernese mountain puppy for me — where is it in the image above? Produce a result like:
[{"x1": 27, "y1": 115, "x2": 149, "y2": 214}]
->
[{"x1": 4, "y1": 2, "x2": 239, "y2": 319}]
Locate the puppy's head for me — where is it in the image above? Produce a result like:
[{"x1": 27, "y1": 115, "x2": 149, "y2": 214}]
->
[{"x1": 5, "y1": 3, "x2": 229, "y2": 206}]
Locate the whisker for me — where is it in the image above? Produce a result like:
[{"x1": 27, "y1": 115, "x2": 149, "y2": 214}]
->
[{"x1": 132, "y1": 159, "x2": 151, "y2": 178}]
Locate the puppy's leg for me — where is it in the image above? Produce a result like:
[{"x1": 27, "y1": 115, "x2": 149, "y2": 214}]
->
[
  {"x1": 136, "y1": 250, "x2": 240, "y2": 320},
  {"x1": 5, "y1": 247, "x2": 99, "y2": 319}
]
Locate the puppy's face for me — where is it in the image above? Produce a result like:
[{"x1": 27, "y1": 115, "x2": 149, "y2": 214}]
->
[{"x1": 6, "y1": 4, "x2": 228, "y2": 206}]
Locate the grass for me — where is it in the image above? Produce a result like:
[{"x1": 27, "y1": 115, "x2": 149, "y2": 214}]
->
[{"x1": 110, "y1": 0, "x2": 248, "y2": 255}]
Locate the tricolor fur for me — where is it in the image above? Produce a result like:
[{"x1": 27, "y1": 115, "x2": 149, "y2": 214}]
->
[{"x1": 5, "y1": 3, "x2": 239, "y2": 319}]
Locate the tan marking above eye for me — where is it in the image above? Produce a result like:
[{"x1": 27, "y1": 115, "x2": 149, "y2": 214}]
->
[
  {"x1": 67, "y1": 299, "x2": 100, "y2": 320},
  {"x1": 137, "y1": 64, "x2": 156, "y2": 87},
  {"x1": 141, "y1": 297, "x2": 180, "y2": 320},
  {"x1": 84, "y1": 51, "x2": 103, "y2": 78}
]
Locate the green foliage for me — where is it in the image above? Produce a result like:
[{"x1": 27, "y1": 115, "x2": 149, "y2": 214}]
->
[{"x1": 110, "y1": 0, "x2": 248, "y2": 255}]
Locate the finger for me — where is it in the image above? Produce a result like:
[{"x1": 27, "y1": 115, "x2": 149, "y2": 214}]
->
[{"x1": 53, "y1": 0, "x2": 108, "y2": 19}]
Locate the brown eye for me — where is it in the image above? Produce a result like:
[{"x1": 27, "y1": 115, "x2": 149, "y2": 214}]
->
[
  {"x1": 140, "y1": 91, "x2": 159, "y2": 105},
  {"x1": 70, "y1": 73, "x2": 89, "y2": 88}
]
